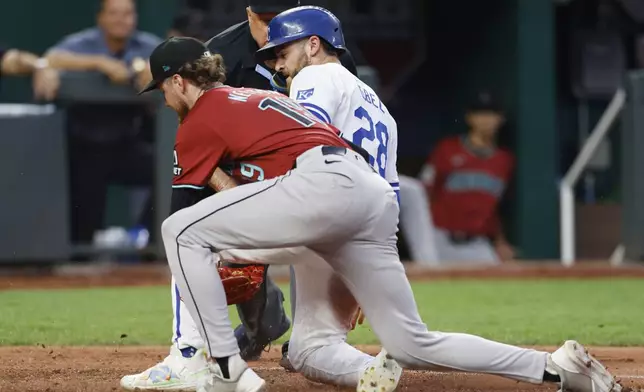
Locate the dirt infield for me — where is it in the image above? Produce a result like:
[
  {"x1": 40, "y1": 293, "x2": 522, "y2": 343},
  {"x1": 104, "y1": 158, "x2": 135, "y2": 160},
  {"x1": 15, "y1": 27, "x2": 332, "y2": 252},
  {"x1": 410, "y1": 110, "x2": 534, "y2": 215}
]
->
[
  {"x1": 0, "y1": 345, "x2": 642, "y2": 391},
  {"x1": 2, "y1": 261, "x2": 644, "y2": 290},
  {"x1": 1, "y1": 262, "x2": 644, "y2": 391}
]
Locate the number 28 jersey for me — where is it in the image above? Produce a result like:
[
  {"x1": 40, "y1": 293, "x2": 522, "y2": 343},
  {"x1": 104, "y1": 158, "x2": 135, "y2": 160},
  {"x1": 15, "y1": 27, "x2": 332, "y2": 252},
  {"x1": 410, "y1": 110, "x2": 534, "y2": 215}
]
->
[
  {"x1": 172, "y1": 86, "x2": 348, "y2": 189},
  {"x1": 289, "y1": 63, "x2": 399, "y2": 195}
]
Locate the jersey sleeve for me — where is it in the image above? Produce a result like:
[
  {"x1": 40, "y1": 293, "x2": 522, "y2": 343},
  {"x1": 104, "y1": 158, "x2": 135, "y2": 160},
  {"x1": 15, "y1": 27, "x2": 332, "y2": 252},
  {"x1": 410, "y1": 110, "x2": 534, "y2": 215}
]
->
[
  {"x1": 384, "y1": 123, "x2": 400, "y2": 203},
  {"x1": 173, "y1": 121, "x2": 228, "y2": 190},
  {"x1": 289, "y1": 67, "x2": 341, "y2": 124}
]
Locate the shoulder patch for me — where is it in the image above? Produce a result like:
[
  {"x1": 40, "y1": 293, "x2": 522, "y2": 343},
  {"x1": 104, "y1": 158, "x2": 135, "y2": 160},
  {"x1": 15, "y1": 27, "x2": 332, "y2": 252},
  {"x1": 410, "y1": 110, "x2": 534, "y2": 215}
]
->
[{"x1": 296, "y1": 88, "x2": 315, "y2": 100}]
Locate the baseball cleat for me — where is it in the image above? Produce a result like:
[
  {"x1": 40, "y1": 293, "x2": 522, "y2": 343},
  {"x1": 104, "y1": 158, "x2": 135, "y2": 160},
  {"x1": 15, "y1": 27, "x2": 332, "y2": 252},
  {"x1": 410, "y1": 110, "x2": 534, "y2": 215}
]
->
[
  {"x1": 278, "y1": 341, "x2": 296, "y2": 372},
  {"x1": 120, "y1": 346, "x2": 208, "y2": 391},
  {"x1": 196, "y1": 354, "x2": 266, "y2": 392},
  {"x1": 357, "y1": 349, "x2": 403, "y2": 392},
  {"x1": 548, "y1": 340, "x2": 622, "y2": 392}
]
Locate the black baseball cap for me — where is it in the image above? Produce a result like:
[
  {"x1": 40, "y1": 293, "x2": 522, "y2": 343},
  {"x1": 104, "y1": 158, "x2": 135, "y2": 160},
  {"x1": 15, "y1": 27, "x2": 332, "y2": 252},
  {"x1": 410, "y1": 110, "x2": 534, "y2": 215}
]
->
[
  {"x1": 467, "y1": 91, "x2": 504, "y2": 114},
  {"x1": 138, "y1": 37, "x2": 212, "y2": 95},
  {"x1": 247, "y1": 0, "x2": 300, "y2": 14}
]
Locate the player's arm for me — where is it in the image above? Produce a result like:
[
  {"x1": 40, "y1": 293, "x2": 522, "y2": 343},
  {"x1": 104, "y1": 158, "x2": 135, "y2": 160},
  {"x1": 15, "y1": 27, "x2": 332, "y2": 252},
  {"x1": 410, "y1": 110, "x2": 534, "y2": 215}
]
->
[
  {"x1": 209, "y1": 168, "x2": 238, "y2": 192},
  {"x1": 171, "y1": 122, "x2": 229, "y2": 214},
  {"x1": 289, "y1": 66, "x2": 341, "y2": 124}
]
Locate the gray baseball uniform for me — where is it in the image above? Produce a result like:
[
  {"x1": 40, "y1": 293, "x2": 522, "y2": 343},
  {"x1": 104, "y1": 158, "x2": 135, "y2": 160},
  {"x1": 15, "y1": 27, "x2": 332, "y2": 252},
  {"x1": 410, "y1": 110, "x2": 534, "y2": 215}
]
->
[{"x1": 163, "y1": 145, "x2": 549, "y2": 384}]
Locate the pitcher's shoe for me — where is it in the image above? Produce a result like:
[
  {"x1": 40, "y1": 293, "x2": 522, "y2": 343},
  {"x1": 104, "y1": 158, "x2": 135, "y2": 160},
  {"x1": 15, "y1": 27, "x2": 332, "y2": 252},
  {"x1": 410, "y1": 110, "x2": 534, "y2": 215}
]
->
[
  {"x1": 357, "y1": 349, "x2": 403, "y2": 392},
  {"x1": 196, "y1": 354, "x2": 265, "y2": 392},
  {"x1": 548, "y1": 340, "x2": 622, "y2": 392},
  {"x1": 120, "y1": 346, "x2": 208, "y2": 391}
]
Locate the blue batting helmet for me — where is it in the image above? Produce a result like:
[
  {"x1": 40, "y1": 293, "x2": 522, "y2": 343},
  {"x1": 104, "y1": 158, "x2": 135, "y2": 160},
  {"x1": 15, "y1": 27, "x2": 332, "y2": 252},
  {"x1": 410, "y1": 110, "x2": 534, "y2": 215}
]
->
[{"x1": 256, "y1": 6, "x2": 346, "y2": 61}]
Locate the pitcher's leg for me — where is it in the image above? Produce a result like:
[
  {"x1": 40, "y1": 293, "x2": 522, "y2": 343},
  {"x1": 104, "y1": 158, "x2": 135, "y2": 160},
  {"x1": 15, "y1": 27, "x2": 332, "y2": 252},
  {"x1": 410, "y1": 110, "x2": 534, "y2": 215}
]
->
[
  {"x1": 327, "y1": 239, "x2": 548, "y2": 384},
  {"x1": 162, "y1": 173, "x2": 363, "y2": 358}
]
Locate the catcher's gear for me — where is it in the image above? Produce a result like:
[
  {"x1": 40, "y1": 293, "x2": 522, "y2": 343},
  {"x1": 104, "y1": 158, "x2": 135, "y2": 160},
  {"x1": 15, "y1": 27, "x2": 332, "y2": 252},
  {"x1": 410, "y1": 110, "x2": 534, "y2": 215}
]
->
[
  {"x1": 218, "y1": 263, "x2": 267, "y2": 305},
  {"x1": 256, "y1": 6, "x2": 346, "y2": 61}
]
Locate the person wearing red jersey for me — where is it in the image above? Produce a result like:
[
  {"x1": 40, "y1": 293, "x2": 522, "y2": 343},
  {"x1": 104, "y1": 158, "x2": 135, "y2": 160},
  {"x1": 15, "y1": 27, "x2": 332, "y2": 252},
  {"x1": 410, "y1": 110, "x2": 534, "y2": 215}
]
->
[
  {"x1": 420, "y1": 93, "x2": 515, "y2": 264},
  {"x1": 135, "y1": 37, "x2": 622, "y2": 392}
]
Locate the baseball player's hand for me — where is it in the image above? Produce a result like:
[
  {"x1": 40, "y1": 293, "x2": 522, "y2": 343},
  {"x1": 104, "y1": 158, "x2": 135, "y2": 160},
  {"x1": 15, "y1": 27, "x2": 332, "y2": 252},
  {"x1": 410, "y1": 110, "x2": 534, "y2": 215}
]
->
[
  {"x1": 32, "y1": 67, "x2": 60, "y2": 101},
  {"x1": 96, "y1": 57, "x2": 131, "y2": 85},
  {"x1": 351, "y1": 307, "x2": 365, "y2": 330}
]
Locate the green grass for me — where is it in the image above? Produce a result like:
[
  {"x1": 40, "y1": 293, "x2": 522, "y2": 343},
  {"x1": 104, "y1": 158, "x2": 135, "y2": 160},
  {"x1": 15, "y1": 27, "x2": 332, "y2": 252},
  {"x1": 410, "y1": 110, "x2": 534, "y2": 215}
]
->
[{"x1": 1, "y1": 279, "x2": 643, "y2": 346}]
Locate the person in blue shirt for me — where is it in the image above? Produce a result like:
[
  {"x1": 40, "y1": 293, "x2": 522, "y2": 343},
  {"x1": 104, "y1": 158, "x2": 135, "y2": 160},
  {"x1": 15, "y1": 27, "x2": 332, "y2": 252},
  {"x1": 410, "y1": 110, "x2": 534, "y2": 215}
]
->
[{"x1": 42, "y1": 0, "x2": 162, "y2": 246}]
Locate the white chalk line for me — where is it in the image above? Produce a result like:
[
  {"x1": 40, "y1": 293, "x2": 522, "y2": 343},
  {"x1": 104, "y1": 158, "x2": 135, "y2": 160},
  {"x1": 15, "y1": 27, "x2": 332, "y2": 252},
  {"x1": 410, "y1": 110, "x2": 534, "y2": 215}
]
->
[{"x1": 251, "y1": 367, "x2": 644, "y2": 380}]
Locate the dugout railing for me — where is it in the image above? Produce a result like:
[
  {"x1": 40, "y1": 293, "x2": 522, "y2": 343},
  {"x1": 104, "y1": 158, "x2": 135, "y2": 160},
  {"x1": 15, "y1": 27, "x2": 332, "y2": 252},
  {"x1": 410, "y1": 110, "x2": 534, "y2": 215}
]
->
[{"x1": 560, "y1": 70, "x2": 644, "y2": 265}]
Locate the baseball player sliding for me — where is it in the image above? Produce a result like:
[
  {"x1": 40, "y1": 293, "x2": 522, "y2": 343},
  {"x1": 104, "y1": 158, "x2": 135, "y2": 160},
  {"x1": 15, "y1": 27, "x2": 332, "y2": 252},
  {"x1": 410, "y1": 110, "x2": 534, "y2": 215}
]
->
[{"x1": 131, "y1": 6, "x2": 620, "y2": 392}]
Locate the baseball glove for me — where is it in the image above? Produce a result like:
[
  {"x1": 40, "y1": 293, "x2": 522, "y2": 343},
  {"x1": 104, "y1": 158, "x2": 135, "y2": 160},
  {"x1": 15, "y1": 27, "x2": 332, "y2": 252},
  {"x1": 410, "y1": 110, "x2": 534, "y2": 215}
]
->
[{"x1": 218, "y1": 263, "x2": 266, "y2": 305}]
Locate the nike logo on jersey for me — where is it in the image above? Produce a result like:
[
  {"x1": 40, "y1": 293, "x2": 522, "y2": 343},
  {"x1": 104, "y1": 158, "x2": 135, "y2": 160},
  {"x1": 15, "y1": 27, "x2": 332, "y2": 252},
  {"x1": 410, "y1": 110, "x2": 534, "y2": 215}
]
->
[{"x1": 324, "y1": 159, "x2": 340, "y2": 165}]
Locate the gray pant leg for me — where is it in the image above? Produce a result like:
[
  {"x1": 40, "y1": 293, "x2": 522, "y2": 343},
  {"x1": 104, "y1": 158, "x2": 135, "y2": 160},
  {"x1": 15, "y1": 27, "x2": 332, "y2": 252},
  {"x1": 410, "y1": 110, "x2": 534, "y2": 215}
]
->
[
  {"x1": 325, "y1": 236, "x2": 548, "y2": 384},
  {"x1": 162, "y1": 151, "x2": 380, "y2": 358},
  {"x1": 289, "y1": 265, "x2": 296, "y2": 319}
]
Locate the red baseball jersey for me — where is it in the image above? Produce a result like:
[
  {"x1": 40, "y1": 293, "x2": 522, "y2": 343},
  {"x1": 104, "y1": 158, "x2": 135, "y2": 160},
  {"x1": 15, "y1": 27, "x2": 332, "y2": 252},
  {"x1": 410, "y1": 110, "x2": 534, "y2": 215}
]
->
[
  {"x1": 172, "y1": 86, "x2": 348, "y2": 188},
  {"x1": 425, "y1": 136, "x2": 514, "y2": 237}
]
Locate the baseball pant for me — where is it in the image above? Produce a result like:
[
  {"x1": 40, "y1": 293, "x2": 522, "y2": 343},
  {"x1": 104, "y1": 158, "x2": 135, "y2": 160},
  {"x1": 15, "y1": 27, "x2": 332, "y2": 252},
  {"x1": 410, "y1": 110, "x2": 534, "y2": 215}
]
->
[
  {"x1": 398, "y1": 175, "x2": 439, "y2": 265},
  {"x1": 172, "y1": 236, "x2": 374, "y2": 386},
  {"x1": 163, "y1": 146, "x2": 548, "y2": 387}
]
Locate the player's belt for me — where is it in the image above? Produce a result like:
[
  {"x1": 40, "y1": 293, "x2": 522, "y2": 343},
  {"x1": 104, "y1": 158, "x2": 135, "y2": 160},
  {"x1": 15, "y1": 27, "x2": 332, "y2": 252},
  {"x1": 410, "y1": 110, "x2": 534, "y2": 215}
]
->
[
  {"x1": 321, "y1": 145, "x2": 348, "y2": 156},
  {"x1": 293, "y1": 145, "x2": 349, "y2": 169}
]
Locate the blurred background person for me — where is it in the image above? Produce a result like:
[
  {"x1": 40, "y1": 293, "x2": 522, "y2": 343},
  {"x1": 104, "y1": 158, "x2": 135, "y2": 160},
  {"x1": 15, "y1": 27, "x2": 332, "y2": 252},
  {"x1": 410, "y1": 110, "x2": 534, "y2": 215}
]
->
[
  {"x1": 167, "y1": 7, "x2": 212, "y2": 41},
  {"x1": 42, "y1": 0, "x2": 161, "y2": 248},
  {"x1": 420, "y1": 92, "x2": 515, "y2": 265}
]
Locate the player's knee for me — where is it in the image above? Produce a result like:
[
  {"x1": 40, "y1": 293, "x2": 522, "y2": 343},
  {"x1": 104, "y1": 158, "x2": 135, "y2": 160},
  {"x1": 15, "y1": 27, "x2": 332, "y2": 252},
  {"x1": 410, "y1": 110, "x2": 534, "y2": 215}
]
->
[{"x1": 161, "y1": 214, "x2": 183, "y2": 242}]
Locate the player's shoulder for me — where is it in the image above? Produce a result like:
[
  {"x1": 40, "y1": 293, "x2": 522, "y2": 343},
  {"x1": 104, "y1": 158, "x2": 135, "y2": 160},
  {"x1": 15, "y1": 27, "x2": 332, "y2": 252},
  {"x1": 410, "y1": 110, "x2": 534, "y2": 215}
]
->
[
  {"x1": 292, "y1": 63, "x2": 354, "y2": 97},
  {"x1": 296, "y1": 62, "x2": 352, "y2": 81}
]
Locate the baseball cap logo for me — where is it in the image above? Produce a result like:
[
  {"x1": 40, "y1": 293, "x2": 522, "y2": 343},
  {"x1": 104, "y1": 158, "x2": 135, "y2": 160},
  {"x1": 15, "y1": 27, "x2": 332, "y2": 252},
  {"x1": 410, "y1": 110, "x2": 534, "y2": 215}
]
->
[{"x1": 162, "y1": 65, "x2": 171, "y2": 72}]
